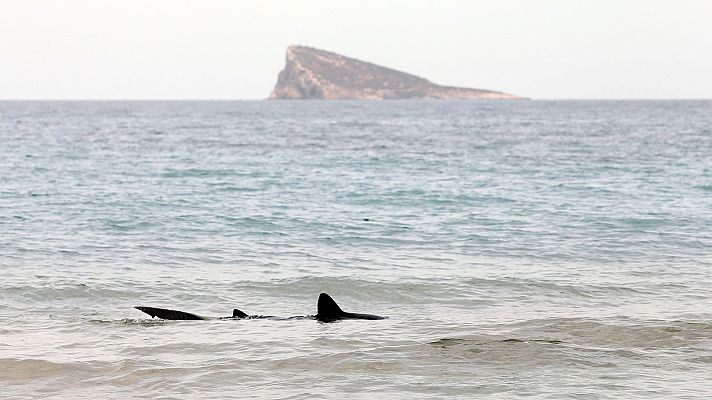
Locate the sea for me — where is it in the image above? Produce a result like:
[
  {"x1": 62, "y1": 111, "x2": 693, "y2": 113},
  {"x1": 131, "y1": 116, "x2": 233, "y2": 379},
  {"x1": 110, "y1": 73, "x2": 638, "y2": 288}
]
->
[{"x1": 0, "y1": 100, "x2": 710, "y2": 399}]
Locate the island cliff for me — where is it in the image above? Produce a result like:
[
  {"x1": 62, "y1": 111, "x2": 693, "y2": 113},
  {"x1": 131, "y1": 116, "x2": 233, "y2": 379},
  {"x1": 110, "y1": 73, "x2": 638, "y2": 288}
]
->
[{"x1": 270, "y1": 45, "x2": 524, "y2": 100}]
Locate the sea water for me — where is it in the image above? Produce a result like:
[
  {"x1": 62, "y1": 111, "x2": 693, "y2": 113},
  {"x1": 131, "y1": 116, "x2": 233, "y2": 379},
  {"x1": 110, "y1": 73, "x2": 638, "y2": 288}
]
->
[{"x1": 0, "y1": 100, "x2": 711, "y2": 399}]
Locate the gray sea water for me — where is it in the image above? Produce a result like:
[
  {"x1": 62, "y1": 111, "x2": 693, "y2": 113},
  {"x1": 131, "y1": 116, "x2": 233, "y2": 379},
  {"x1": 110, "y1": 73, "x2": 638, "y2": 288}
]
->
[{"x1": 1, "y1": 100, "x2": 711, "y2": 399}]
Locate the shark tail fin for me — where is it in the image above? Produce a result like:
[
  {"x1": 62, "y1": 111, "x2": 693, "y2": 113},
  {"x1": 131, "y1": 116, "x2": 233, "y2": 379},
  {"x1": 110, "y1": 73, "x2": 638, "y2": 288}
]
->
[{"x1": 135, "y1": 306, "x2": 204, "y2": 320}]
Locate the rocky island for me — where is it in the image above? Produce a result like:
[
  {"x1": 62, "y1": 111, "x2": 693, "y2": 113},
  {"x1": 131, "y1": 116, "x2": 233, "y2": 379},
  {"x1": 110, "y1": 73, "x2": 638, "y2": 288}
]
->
[{"x1": 270, "y1": 45, "x2": 524, "y2": 100}]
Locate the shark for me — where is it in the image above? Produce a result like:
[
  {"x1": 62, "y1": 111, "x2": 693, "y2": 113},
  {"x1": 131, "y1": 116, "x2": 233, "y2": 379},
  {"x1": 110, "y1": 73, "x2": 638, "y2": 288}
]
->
[{"x1": 135, "y1": 293, "x2": 386, "y2": 323}]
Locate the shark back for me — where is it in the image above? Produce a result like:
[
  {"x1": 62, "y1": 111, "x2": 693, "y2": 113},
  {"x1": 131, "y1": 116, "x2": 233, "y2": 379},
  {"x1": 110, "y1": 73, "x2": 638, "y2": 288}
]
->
[
  {"x1": 135, "y1": 306, "x2": 204, "y2": 320},
  {"x1": 134, "y1": 293, "x2": 386, "y2": 322}
]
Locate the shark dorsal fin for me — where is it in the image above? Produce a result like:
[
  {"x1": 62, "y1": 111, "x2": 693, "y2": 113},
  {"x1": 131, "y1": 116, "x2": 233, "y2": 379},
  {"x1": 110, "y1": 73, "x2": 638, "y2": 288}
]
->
[
  {"x1": 317, "y1": 293, "x2": 344, "y2": 318},
  {"x1": 232, "y1": 309, "x2": 248, "y2": 318}
]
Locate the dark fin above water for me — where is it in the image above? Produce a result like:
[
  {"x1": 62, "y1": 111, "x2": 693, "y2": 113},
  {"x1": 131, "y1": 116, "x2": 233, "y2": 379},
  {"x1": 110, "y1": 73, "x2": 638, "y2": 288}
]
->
[
  {"x1": 316, "y1": 293, "x2": 386, "y2": 322},
  {"x1": 317, "y1": 293, "x2": 344, "y2": 318},
  {"x1": 232, "y1": 309, "x2": 248, "y2": 318},
  {"x1": 134, "y1": 306, "x2": 204, "y2": 320}
]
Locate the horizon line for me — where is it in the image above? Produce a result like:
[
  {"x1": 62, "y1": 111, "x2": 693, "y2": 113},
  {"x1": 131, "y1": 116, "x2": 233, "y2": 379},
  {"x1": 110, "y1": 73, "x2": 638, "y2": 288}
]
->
[{"x1": 1, "y1": 98, "x2": 711, "y2": 102}]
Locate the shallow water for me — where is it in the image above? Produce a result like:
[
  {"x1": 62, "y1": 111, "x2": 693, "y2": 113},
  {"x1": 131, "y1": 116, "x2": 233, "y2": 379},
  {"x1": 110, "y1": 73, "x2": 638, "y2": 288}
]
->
[{"x1": 1, "y1": 100, "x2": 711, "y2": 399}]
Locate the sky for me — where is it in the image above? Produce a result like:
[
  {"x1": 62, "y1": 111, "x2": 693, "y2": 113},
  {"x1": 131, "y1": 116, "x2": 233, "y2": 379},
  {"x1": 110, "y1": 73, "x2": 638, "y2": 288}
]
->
[{"x1": 1, "y1": 0, "x2": 710, "y2": 100}]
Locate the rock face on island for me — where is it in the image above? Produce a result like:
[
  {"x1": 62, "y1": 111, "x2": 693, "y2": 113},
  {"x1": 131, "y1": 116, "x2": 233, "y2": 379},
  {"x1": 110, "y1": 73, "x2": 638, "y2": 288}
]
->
[{"x1": 270, "y1": 45, "x2": 524, "y2": 100}]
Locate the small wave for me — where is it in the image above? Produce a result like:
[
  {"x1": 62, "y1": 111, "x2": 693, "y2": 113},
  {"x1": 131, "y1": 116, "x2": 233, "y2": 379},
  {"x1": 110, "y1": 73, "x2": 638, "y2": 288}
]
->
[
  {"x1": 160, "y1": 168, "x2": 236, "y2": 178},
  {"x1": 0, "y1": 358, "x2": 103, "y2": 381},
  {"x1": 430, "y1": 337, "x2": 563, "y2": 347},
  {"x1": 106, "y1": 219, "x2": 159, "y2": 231},
  {"x1": 4, "y1": 283, "x2": 139, "y2": 302},
  {"x1": 427, "y1": 318, "x2": 712, "y2": 369},
  {"x1": 465, "y1": 276, "x2": 652, "y2": 299},
  {"x1": 687, "y1": 355, "x2": 712, "y2": 364},
  {"x1": 424, "y1": 334, "x2": 580, "y2": 367},
  {"x1": 87, "y1": 318, "x2": 169, "y2": 326},
  {"x1": 505, "y1": 318, "x2": 712, "y2": 349}
]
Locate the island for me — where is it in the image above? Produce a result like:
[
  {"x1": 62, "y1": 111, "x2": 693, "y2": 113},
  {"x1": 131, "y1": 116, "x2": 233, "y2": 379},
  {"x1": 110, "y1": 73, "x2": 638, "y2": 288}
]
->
[{"x1": 269, "y1": 45, "x2": 525, "y2": 100}]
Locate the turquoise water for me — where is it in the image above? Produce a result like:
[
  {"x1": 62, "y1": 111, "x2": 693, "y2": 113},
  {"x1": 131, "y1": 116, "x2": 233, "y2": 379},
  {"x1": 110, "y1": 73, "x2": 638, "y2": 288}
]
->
[{"x1": 1, "y1": 100, "x2": 711, "y2": 399}]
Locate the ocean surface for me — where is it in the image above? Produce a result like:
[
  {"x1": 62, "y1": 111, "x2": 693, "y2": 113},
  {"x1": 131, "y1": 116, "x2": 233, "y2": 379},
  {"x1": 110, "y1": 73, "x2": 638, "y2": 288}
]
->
[{"x1": 1, "y1": 100, "x2": 711, "y2": 399}]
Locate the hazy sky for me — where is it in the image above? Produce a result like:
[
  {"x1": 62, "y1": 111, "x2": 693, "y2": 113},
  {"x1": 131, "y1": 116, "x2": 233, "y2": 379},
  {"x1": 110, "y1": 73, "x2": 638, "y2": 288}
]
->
[{"x1": 1, "y1": 0, "x2": 710, "y2": 99}]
